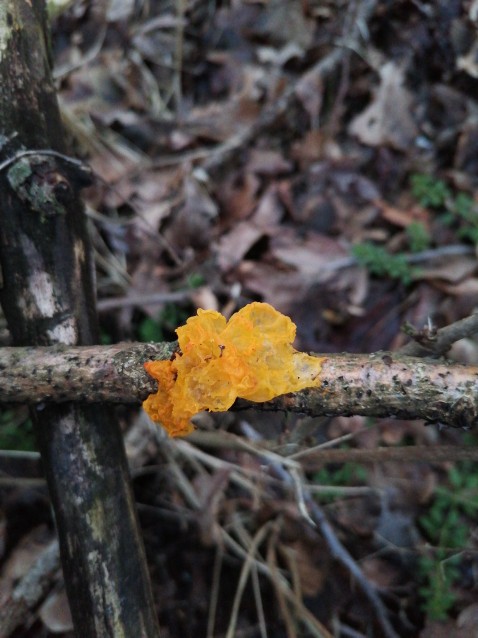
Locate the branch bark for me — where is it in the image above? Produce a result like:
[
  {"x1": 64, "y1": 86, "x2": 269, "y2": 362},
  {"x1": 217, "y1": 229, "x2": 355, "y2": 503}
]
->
[
  {"x1": 0, "y1": 343, "x2": 477, "y2": 429},
  {"x1": 399, "y1": 312, "x2": 478, "y2": 357},
  {"x1": 0, "y1": 2, "x2": 160, "y2": 636}
]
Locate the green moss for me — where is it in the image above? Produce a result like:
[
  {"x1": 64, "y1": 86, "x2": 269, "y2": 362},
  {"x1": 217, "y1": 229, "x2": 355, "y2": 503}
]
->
[{"x1": 6, "y1": 157, "x2": 32, "y2": 190}]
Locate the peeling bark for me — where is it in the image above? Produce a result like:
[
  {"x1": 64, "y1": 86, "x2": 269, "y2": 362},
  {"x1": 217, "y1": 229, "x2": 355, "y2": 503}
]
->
[
  {"x1": 0, "y1": 2, "x2": 161, "y2": 636},
  {"x1": 0, "y1": 344, "x2": 476, "y2": 429}
]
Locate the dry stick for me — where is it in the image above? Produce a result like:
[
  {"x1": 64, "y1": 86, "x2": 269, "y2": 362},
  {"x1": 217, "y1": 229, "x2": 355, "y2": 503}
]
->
[
  {"x1": 0, "y1": 3, "x2": 160, "y2": 635},
  {"x1": 293, "y1": 445, "x2": 478, "y2": 468},
  {"x1": 223, "y1": 530, "x2": 332, "y2": 638},
  {"x1": 225, "y1": 522, "x2": 273, "y2": 638},
  {"x1": 308, "y1": 501, "x2": 399, "y2": 638},
  {"x1": 400, "y1": 312, "x2": 478, "y2": 358},
  {"x1": 0, "y1": 540, "x2": 60, "y2": 637},
  {"x1": 96, "y1": 290, "x2": 193, "y2": 312},
  {"x1": 188, "y1": 432, "x2": 478, "y2": 467},
  {"x1": 1, "y1": 343, "x2": 477, "y2": 429},
  {"x1": 239, "y1": 424, "x2": 399, "y2": 638}
]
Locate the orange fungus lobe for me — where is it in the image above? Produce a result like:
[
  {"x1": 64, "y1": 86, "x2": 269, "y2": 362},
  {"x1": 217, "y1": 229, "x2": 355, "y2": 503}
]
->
[{"x1": 142, "y1": 302, "x2": 325, "y2": 437}]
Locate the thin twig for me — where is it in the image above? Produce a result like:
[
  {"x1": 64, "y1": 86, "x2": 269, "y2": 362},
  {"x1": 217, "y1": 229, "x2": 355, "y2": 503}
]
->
[
  {"x1": 222, "y1": 528, "x2": 332, "y2": 638},
  {"x1": 97, "y1": 290, "x2": 194, "y2": 312},
  {"x1": 310, "y1": 501, "x2": 399, "y2": 638},
  {"x1": 225, "y1": 522, "x2": 273, "y2": 638},
  {"x1": 0, "y1": 540, "x2": 61, "y2": 636},
  {"x1": 207, "y1": 543, "x2": 224, "y2": 638},
  {"x1": 0, "y1": 149, "x2": 91, "y2": 175},
  {"x1": 238, "y1": 424, "x2": 400, "y2": 638},
  {"x1": 290, "y1": 444, "x2": 478, "y2": 467},
  {"x1": 400, "y1": 312, "x2": 478, "y2": 357}
]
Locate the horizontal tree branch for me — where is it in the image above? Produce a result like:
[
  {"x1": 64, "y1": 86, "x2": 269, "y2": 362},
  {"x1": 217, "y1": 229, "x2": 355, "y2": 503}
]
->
[{"x1": 0, "y1": 343, "x2": 477, "y2": 429}]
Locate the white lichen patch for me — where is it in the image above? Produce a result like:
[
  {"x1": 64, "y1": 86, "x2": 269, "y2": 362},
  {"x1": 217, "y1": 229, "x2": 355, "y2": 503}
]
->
[
  {"x1": 28, "y1": 270, "x2": 57, "y2": 316},
  {"x1": 74, "y1": 239, "x2": 85, "y2": 264},
  {"x1": 47, "y1": 316, "x2": 77, "y2": 345},
  {"x1": 85, "y1": 500, "x2": 107, "y2": 543},
  {"x1": 0, "y1": 5, "x2": 13, "y2": 56}
]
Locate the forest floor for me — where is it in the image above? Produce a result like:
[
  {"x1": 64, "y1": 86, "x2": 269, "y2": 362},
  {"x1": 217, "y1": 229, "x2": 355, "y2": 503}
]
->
[{"x1": 1, "y1": 1, "x2": 478, "y2": 636}]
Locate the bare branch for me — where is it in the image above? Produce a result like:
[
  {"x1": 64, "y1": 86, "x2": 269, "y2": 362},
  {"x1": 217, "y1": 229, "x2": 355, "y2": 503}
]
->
[
  {"x1": 1, "y1": 343, "x2": 477, "y2": 429},
  {"x1": 0, "y1": 540, "x2": 60, "y2": 636},
  {"x1": 400, "y1": 312, "x2": 478, "y2": 357}
]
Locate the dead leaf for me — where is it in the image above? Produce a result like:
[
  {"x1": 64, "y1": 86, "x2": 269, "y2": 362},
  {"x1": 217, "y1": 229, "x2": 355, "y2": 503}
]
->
[
  {"x1": 349, "y1": 62, "x2": 418, "y2": 151},
  {"x1": 281, "y1": 540, "x2": 327, "y2": 597},
  {"x1": 270, "y1": 229, "x2": 348, "y2": 282},
  {"x1": 376, "y1": 199, "x2": 430, "y2": 228},
  {"x1": 237, "y1": 260, "x2": 309, "y2": 313},
  {"x1": 191, "y1": 286, "x2": 219, "y2": 312},
  {"x1": 416, "y1": 256, "x2": 477, "y2": 283},
  {"x1": 435, "y1": 277, "x2": 478, "y2": 296},
  {"x1": 248, "y1": 0, "x2": 315, "y2": 50},
  {"x1": 247, "y1": 149, "x2": 292, "y2": 176},
  {"x1": 217, "y1": 223, "x2": 265, "y2": 271},
  {"x1": 420, "y1": 618, "x2": 475, "y2": 638},
  {"x1": 361, "y1": 557, "x2": 401, "y2": 589},
  {"x1": 217, "y1": 186, "x2": 284, "y2": 270},
  {"x1": 295, "y1": 68, "x2": 324, "y2": 128},
  {"x1": 457, "y1": 603, "x2": 478, "y2": 637},
  {"x1": 216, "y1": 172, "x2": 261, "y2": 222},
  {"x1": 457, "y1": 41, "x2": 478, "y2": 78},
  {"x1": 251, "y1": 185, "x2": 285, "y2": 227},
  {"x1": 164, "y1": 174, "x2": 218, "y2": 250},
  {"x1": 39, "y1": 588, "x2": 74, "y2": 634}
]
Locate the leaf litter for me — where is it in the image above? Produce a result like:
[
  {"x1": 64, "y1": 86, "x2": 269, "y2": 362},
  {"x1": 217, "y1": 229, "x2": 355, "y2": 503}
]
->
[{"x1": 2, "y1": 1, "x2": 478, "y2": 636}]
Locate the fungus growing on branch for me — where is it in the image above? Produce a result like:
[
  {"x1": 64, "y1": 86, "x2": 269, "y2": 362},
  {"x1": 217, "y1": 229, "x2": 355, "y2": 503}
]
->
[{"x1": 143, "y1": 302, "x2": 325, "y2": 436}]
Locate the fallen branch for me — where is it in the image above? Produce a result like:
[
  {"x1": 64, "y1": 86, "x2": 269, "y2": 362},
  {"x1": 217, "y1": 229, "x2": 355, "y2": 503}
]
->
[
  {"x1": 400, "y1": 311, "x2": 478, "y2": 357},
  {"x1": 0, "y1": 540, "x2": 60, "y2": 638},
  {"x1": 1, "y1": 343, "x2": 477, "y2": 429}
]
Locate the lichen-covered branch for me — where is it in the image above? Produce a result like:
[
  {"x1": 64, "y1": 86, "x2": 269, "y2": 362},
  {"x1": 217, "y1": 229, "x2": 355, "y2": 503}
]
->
[
  {"x1": 0, "y1": 2, "x2": 160, "y2": 636},
  {"x1": 0, "y1": 343, "x2": 476, "y2": 429},
  {"x1": 265, "y1": 352, "x2": 478, "y2": 430}
]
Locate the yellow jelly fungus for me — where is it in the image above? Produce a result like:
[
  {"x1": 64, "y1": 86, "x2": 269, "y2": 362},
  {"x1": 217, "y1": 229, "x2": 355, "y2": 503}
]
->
[{"x1": 143, "y1": 302, "x2": 325, "y2": 437}]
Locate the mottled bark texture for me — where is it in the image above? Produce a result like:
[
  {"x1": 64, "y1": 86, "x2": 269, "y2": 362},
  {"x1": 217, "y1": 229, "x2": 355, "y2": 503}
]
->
[
  {"x1": 0, "y1": 2, "x2": 161, "y2": 637},
  {"x1": 0, "y1": 344, "x2": 477, "y2": 430}
]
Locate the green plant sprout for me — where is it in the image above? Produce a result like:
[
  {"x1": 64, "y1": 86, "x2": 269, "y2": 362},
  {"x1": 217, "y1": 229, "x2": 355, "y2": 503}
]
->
[
  {"x1": 410, "y1": 174, "x2": 451, "y2": 208},
  {"x1": 417, "y1": 461, "x2": 478, "y2": 620},
  {"x1": 353, "y1": 172, "x2": 477, "y2": 284},
  {"x1": 406, "y1": 221, "x2": 430, "y2": 253},
  {"x1": 138, "y1": 302, "x2": 190, "y2": 343},
  {"x1": 312, "y1": 462, "x2": 368, "y2": 503},
  {"x1": 352, "y1": 242, "x2": 418, "y2": 285},
  {"x1": 138, "y1": 274, "x2": 205, "y2": 343},
  {"x1": 411, "y1": 173, "x2": 478, "y2": 244}
]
